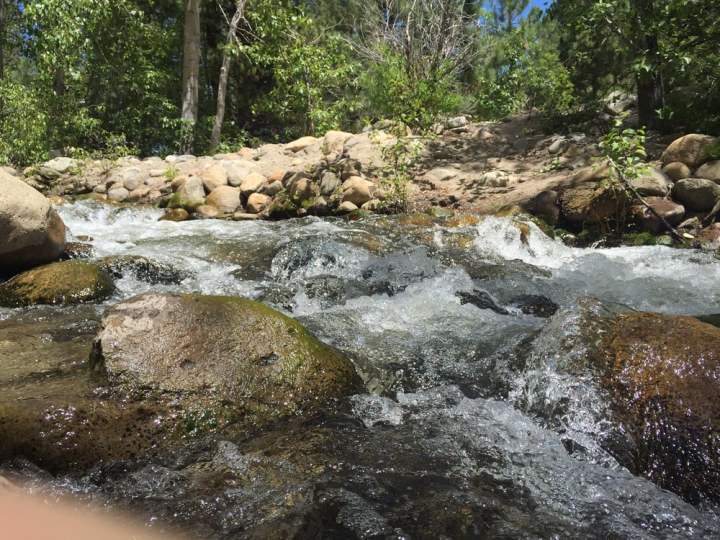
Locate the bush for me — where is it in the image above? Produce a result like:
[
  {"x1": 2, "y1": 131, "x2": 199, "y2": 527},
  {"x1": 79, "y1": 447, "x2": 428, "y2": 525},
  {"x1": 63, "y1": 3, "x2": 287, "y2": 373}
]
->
[
  {"x1": 361, "y1": 47, "x2": 463, "y2": 129},
  {"x1": 0, "y1": 81, "x2": 49, "y2": 166}
]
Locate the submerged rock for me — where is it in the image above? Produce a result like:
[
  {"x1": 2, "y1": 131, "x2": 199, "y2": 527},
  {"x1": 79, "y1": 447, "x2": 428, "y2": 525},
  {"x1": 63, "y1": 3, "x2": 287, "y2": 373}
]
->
[
  {"x1": 61, "y1": 241, "x2": 94, "y2": 260},
  {"x1": 0, "y1": 170, "x2": 66, "y2": 273},
  {"x1": 97, "y1": 255, "x2": 188, "y2": 284},
  {"x1": 90, "y1": 293, "x2": 362, "y2": 423},
  {"x1": 0, "y1": 261, "x2": 115, "y2": 307}
]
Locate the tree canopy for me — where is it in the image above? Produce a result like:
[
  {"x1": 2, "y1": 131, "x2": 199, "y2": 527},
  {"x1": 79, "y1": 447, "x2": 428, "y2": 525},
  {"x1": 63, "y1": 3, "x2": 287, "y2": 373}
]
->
[{"x1": 0, "y1": 0, "x2": 717, "y2": 165}]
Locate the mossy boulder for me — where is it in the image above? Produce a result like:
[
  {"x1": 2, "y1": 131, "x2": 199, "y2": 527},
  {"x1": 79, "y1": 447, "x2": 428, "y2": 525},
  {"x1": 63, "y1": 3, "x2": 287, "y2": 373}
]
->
[
  {"x1": 559, "y1": 182, "x2": 629, "y2": 225},
  {"x1": 0, "y1": 260, "x2": 115, "y2": 307},
  {"x1": 90, "y1": 293, "x2": 362, "y2": 423}
]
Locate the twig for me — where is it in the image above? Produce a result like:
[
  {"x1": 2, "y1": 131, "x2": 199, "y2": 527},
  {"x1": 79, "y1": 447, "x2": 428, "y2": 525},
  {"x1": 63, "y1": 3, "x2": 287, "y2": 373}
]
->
[{"x1": 606, "y1": 157, "x2": 689, "y2": 244}]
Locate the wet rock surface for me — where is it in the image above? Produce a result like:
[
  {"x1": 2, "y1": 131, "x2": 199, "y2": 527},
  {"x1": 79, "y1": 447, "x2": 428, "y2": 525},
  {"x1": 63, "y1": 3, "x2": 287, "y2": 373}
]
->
[
  {"x1": 91, "y1": 293, "x2": 362, "y2": 423},
  {"x1": 0, "y1": 260, "x2": 115, "y2": 307}
]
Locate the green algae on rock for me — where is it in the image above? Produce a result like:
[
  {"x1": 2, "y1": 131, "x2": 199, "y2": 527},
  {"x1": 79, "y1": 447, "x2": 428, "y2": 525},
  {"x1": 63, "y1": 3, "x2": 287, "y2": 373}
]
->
[
  {"x1": 90, "y1": 293, "x2": 363, "y2": 424},
  {"x1": 0, "y1": 260, "x2": 115, "y2": 307}
]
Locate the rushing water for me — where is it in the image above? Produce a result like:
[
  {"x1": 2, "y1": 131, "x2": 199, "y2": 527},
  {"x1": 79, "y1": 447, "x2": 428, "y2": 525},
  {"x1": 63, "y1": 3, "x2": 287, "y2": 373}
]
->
[{"x1": 2, "y1": 201, "x2": 720, "y2": 538}]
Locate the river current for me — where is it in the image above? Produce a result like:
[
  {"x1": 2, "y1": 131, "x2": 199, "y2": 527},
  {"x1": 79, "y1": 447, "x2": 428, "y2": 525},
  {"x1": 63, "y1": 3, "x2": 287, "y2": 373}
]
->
[{"x1": 1, "y1": 201, "x2": 719, "y2": 539}]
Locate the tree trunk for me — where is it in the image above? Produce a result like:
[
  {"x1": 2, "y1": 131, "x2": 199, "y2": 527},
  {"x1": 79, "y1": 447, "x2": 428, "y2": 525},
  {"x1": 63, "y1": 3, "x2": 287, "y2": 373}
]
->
[
  {"x1": 181, "y1": 0, "x2": 201, "y2": 152},
  {"x1": 0, "y1": 0, "x2": 5, "y2": 81},
  {"x1": 209, "y1": 0, "x2": 245, "y2": 152},
  {"x1": 634, "y1": 0, "x2": 664, "y2": 130}
]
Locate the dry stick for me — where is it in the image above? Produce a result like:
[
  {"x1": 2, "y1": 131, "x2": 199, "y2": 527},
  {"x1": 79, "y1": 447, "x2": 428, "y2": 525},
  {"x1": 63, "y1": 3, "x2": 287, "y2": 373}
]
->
[
  {"x1": 704, "y1": 198, "x2": 720, "y2": 225},
  {"x1": 606, "y1": 157, "x2": 689, "y2": 245}
]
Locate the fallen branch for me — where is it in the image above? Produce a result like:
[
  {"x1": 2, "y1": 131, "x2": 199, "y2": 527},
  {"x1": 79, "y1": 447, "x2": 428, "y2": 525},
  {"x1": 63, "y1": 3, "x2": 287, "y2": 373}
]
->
[
  {"x1": 606, "y1": 157, "x2": 689, "y2": 244},
  {"x1": 704, "y1": 198, "x2": 720, "y2": 225}
]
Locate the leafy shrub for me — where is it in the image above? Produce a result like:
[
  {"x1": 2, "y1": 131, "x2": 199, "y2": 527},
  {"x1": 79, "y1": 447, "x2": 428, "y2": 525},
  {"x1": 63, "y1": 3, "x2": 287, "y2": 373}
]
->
[
  {"x1": 0, "y1": 81, "x2": 49, "y2": 166},
  {"x1": 361, "y1": 47, "x2": 463, "y2": 129}
]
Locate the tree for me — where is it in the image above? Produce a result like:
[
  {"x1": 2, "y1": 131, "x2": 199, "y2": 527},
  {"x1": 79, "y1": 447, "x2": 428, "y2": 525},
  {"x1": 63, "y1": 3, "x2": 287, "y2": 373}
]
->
[
  {"x1": 210, "y1": 0, "x2": 245, "y2": 152},
  {"x1": 355, "y1": 0, "x2": 476, "y2": 127},
  {"x1": 181, "y1": 0, "x2": 201, "y2": 151},
  {"x1": 490, "y1": 0, "x2": 530, "y2": 32},
  {"x1": 0, "y1": 0, "x2": 5, "y2": 81}
]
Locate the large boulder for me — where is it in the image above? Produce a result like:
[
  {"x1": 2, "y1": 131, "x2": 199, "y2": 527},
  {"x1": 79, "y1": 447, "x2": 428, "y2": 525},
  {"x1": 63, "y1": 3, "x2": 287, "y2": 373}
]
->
[
  {"x1": 90, "y1": 293, "x2": 362, "y2": 422},
  {"x1": 40, "y1": 156, "x2": 78, "y2": 176},
  {"x1": 246, "y1": 193, "x2": 272, "y2": 214},
  {"x1": 672, "y1": 177, "x2": 720, "y2": 212},
  {"x1": 285, "y1": 136, "x2": 318, "y2": 153},
  {"x1": 661, "y1": 134, "x2": 717, "y2": 169},
  {"x1": 601, "y1": 312, "x2": 720, "y2": 503},
  {"x1": 322, "y1": 130, "x2": 353, "y2": 158},
  {"x1": 170, "y1": 176, "x2": 205, "y2": 209},
  {"x1": 239, "y1": 172, "x2": 267, "y2": 196},
  {"x1": 0, "y1": 260, "x2": 114, "y2": 307},
  {"x1": 0, "y1": 171, "x2": 66, "y2": 273},
  {"x1": 520, "y1": 300, "x2": 720, "y2": 504},
  {"x1": 341, "y1": 177, "x2": 375, "y2": 206},
  {"x1": 662, "y1": 162, "x2": 691, "y2": 181},
  {"x1": 200, "y1": 164, "x2": 229, "y2": 193},
  {"x1": 559, "y1": 183, "x2": 628, "y2": 224}
]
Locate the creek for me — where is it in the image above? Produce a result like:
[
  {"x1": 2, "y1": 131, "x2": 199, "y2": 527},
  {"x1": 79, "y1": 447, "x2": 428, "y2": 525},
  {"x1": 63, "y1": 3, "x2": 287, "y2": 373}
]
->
[{"x1": 1, "y1": 201, "x2": 719, "y2": 539}]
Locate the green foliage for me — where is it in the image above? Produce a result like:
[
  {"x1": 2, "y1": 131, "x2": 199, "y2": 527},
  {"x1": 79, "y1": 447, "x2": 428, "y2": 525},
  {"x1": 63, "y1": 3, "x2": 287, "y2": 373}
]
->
[
  {"x1": 361, "y1": 48, "x2": 463, "y2": 129},
  {"x1": 375, "y1": 127, "x2": 423, "y2": 212},
  {"x1": 0, "y1": 80, "x2": 49, "y2": 165},
  {"x1": 550, "y1": 0, "x2": 720, "y2": 131},
  {"x1": 600, "y1": 119, "x2": 648, "y2": 181},
  {"x1": 241, "y1": 1, "x2": 360, "y2": 139},
  {"x1": 474, "y1": 14, "x2": 576, "y2": 120}
]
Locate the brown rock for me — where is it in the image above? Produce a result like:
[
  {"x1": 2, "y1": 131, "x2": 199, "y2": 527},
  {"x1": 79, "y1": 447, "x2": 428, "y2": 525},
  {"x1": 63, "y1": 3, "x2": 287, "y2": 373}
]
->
[
  {"x1": 160, "y1": 208, "x2": 190, "y2": 222},
  {"x1": 696, "y1": 223, "x2": 720, "y2": 250},
  {"x1": 661, "y1": 134, "x2": 717, "y2": 169},
  {"x1": 206, "y1": 186, "x2": 241, "y2": 214},
  {"x1": 341, "y1": 177, "x2": 375, "y2": 206},
  {"x1": 246, "y1": 193, "x2": 272, "y2": 214},
  {"x1": 195, "y1": 204, "x2": 221, "y2": 219},
  {"x1": 662, "y1": 162, "x2": 691, "y2": 181},
  {"x1": 559, "y1": 183, "x2": 628, "y2": 224},
  {"x1": 267, "y1": 168, "x2": 286, "y2": 184},
  {"x1": 601, "y1": 312, "x2": 720, "y2": 503},
  {"x1": 630, "y1": 197, "x2": 685, "y2": 233},
  {"x1": 285, "y1": 136, "x2": 318, "y2": 153},
  {"x1": 201, "y1": 164, "x2": 229, "y2": 193},
  {"x1": 240, "y1": 172, "x2": 267, "y2": 196}
]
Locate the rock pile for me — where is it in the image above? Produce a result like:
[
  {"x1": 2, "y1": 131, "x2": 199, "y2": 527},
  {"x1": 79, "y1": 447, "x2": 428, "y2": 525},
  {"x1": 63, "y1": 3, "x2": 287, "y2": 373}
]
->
[
  {"x1": 23, "y1": 129, "x2": 397, "y2": 221},
  {"x1": 526, "y1": 133, "x2": 719, "y2": 242}
]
